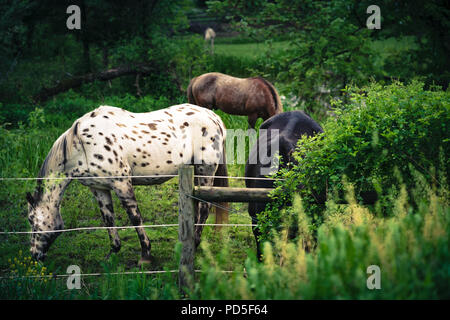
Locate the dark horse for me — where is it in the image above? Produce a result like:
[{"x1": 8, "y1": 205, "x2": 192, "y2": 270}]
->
[
  {"x1": 187, "y1": 72, "x2": 283, "y2": 128},
  {"x1": 245, "y1": 111, "x2": 324, "y2": 259}
]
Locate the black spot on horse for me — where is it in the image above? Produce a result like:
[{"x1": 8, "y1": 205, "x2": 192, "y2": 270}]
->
[{"x1": 94, "y1": 154, "x2": 104, "y2": 161}]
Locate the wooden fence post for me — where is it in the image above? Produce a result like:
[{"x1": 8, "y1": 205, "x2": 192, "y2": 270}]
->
[{"x1": 178, "y1": 165, "x2": 195, "y2": 292}]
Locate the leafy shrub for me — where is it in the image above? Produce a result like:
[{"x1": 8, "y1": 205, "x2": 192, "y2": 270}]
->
[
  {"x1": 259, "y1": 81, "x2": 449, "y2": 241},
  {"x1": 188, "y1": 186, "x2": 449, "y2": 299}
]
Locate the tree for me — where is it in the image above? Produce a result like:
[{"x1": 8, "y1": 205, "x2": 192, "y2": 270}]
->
[
  {"x1": 0, "y1": 0, "x2": 191, "y2": 103},
  {"x1": 207, "y1": 0, "x2": 449, "y2": 114},
  {"x1": 208, "y1": 0, "x2": 378, "y2": 113}
]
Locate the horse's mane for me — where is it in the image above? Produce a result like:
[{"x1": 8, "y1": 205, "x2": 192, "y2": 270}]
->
[
  {"x1": 34, "y1": 121, "x2": 79, "y2": 201},
  {"x1": 252, "y1": 77, "x2": 283, "y2": 112}
]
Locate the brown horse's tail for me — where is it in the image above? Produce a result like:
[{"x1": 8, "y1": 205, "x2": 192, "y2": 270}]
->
[
  {"x1": 256, "y1": 77, "x2": 283, "y2": 116},
  {"x1": 266, "y1": 80, "x2": 283, "y2": 113},
  {"x1": 187, "y1": 78, "x2": 197, "y2": 104},
  {"x1": 214, "y1": 143, "x2": 229, "y2": 225}
]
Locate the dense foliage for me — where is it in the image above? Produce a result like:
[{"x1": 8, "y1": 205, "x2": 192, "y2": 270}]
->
[
  {"x1": 259, "y1": 81, "x2": 449, "y2": 241},
  {"x1": 189, "y1": 189, "x2": 449, "y2": 299},
  {"x1": 208, "y1": 0, "x2": 450, "y2": 114}
]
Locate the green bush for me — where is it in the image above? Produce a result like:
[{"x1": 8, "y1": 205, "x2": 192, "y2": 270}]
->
[
  {"x1": 259, "y1": 81, "x2": 449, "y2": 241},
  {"x1": 187, "y1": 186, "x2": 449, "y2": 299}
]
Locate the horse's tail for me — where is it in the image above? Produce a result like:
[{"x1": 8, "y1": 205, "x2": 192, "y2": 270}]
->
[
  {"x1": 214, "y1": 150, "x2": 228, "y2": 188},
  {"x1": 265, "y1": 80, "x2": 283, "y2": 113},
  {"x1": 39, "y1": 120, "x2": 80, "y2": 178},
  {"x1": 214, "y1": 142, "x2": 229, "y2": 224},
  {"x1": 256, "y1": 77, "x2": 283, "y2": 115},
  {"x1": 187, "y1": 78, "x2": 197, "y2": 104},
  {"x1": 273, "y1": 83, "x2": 283, "y2": 113}
]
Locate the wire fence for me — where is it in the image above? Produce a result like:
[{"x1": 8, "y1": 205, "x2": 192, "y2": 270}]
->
[
  {"x1": 0, "y1": 173, "x2": 269, "y2": 234},
  {"x1": 0, "y1": 174, "x2": 285, "y2": 181},
  {"x1": 0, "y1": 269, "x2": 244, "y2": 281},
  {"x1": 0, "y1": 172, "x2": 269, "y2": 281},
  {"x1": 0, "y1": 223, "x2": 256, "y2": 235}
]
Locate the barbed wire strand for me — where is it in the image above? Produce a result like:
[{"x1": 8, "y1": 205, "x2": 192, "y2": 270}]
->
[
  {"x1": 0, "y1": 174, "x2": 283, "y2": 181},
  {"x1": 183, "y1": 192, "x2": 252, "y2": 218},
  {"x1": 0, "y1": 221, "x2": 256, "y2": 235},
  {"x1": 0, "y1": 269, "x2": 244, "y2": 281},
  {"x1": 0, "y1": 175, "x2": 177, "y2": 181}
]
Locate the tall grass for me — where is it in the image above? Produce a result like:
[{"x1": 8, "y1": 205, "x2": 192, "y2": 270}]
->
[{"x1": 187, "y1": 182, "x2": 449, "y2": 299}]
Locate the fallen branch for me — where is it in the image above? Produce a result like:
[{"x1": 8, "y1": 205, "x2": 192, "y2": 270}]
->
[{"x1": 33, "y1": 62, "x2": 155, "y2": 103}]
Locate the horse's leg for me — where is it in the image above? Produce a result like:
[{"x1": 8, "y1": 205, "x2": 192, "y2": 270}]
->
[
  {"x1": 248, "y1": 113, "x2": 259, "y2": 129},
  {"x1": 91, "y1": 187, "x2": 121, "y2": 259},
  {"x1": 248, "y1": 203, "x2": 261, "y2": 261},
  {"x1": 249, "y1": 202, "x2": 266, "y2": 262},
  {"x1": 194, "y1": 164, "x2": 216, "y2": 247},
  {"x1": 111, "y1": 180, "x2": 152, "y2": 265},
  {"x1": 252, "y1": 227, "x2": 263, "y2": 261}
]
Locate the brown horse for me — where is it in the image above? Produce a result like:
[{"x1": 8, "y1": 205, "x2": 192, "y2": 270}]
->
[{"x1": 187, "y1": 72, "x2": 283, "y2": 128}]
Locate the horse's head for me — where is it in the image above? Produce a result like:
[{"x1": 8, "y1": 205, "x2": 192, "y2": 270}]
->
[{"x1": 26, "y1": 192, "x2": 64, "y2": 261}]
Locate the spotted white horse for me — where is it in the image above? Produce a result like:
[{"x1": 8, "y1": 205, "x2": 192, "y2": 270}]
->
[{"x1": 26, "y1": 104, "x2": 228, "y2": 265}]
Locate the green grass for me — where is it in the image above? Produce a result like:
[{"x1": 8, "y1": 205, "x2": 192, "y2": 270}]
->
[{"x1": 214, "y1": 41, "x2": 290, "y2": 59}]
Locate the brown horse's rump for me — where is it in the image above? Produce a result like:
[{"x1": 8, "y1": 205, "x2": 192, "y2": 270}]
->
[{"x1": 187, "y1": 72, "x2": 283, "y2": 128}]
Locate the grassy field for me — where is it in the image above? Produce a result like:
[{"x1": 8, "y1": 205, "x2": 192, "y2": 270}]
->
[{"x1": 214, "y1": 40, "x2": 290, "y2": 58}]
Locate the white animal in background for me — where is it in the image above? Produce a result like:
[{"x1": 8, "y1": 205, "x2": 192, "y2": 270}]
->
[{"x1": 204, "y1": 27, "x2": 216, "y2": 54}]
